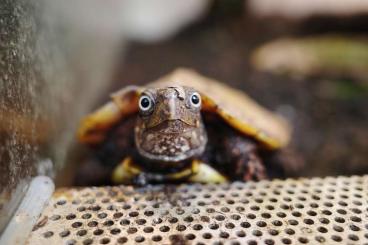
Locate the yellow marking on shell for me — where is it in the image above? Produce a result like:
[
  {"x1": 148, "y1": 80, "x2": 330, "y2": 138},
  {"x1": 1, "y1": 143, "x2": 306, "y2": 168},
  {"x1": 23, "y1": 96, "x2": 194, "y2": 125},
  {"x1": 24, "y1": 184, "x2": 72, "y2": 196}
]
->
[
  {"x1": 149, "y1": 68, "x2": 292, "y2": 149},
  {"x1": 111, "y1": 86, "x2": 141, "y2": 111},
  {"x1": 77, "y1": 102, "x2": 122, "y2": 144},
  {"x1": 202, "y1": 94, "x2": 281, "y2": 149},
  {"x1": 78, "y1": 86, "x2": 142, "y2": 145},
  {"x1": 218, "y1": 110, "x2": 281, "y2": 149},
  {"x1": 78, "y1": 69, "x2": 291, "y2": 149}
]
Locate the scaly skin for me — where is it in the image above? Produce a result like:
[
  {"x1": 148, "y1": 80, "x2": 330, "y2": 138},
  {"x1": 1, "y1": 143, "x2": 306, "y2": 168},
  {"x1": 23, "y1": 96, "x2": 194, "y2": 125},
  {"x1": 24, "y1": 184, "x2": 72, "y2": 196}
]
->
[
  {"x1": 201, "y1": 113, "x2": 267, "y2": 182},
  {"x1": 76, "y1": 113, "x2": 267, "y2": 186}
]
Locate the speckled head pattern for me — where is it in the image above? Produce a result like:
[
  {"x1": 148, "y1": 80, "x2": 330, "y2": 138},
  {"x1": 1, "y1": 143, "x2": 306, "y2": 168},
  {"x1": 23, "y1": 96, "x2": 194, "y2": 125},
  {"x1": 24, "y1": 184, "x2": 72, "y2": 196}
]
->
[{"x1": 134, "y1": 86, "x2": 207, "y2": 162}]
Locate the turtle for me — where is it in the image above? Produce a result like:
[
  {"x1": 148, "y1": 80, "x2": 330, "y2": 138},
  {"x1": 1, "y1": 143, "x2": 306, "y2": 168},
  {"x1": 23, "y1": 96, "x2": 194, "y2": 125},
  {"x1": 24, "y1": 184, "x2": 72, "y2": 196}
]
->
[{"x1": 77, "y1": 68, "x2": 292, "y2": 185}]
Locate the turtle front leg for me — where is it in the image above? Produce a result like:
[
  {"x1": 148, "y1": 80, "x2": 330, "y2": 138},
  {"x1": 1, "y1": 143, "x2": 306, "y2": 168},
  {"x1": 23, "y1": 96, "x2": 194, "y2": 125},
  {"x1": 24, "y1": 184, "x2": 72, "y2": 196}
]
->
[
  {"x1": 112, "y1": 157, "x2": 202, "y2": 185},
  {"x1": 112, "y1": 157, "x2": 142, "y2": 184},
  {"x1": 236, "y1": 151, "x2": 267, "y2": 181},
  {"x1": 112, "y1": 159, "x2": 165, "y2": 185},
  {"x1": 221, "y1": 135, "x2": 267, "y2": 181},
  {"x1": 112, "y1": 158, "x2": 157, "y2": 185},
  {"x1": 188, "y1": 160, "x2": 227, "y2": 183}
]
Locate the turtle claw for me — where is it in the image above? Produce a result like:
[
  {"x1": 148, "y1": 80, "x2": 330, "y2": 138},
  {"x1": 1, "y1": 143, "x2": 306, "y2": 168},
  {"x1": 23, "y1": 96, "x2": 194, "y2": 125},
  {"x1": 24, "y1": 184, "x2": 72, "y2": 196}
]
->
[{"x1": 133, "y1": 173, "x2": 148, "y2": 186}]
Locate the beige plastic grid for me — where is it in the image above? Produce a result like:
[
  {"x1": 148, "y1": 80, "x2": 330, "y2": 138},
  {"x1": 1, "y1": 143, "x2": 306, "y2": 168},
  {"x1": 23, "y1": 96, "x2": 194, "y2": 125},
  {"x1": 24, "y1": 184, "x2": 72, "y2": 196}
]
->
[{"x1": 27, "y1": 176, "x2": 368, "y2": 245}]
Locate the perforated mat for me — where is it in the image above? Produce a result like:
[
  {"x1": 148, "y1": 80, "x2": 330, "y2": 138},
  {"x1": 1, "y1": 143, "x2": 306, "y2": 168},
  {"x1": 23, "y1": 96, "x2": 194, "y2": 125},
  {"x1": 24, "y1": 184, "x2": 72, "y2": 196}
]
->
[{"x1": 27, "y1": 176, "x2": 368, "y2": 244}]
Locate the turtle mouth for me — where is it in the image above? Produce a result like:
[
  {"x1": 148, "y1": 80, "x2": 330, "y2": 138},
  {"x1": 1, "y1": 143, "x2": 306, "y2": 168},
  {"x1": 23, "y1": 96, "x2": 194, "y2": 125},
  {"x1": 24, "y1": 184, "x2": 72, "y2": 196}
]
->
[{"x1": 135, "y1": 120, "x2": 207, "y2": 162}]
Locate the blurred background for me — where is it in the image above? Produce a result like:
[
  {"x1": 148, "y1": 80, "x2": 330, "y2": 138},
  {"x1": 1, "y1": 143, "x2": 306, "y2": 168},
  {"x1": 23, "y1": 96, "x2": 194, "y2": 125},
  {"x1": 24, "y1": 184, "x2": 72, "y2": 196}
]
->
[{"x1": 1, "y1": 0, "x2": 368, "y2": 233}]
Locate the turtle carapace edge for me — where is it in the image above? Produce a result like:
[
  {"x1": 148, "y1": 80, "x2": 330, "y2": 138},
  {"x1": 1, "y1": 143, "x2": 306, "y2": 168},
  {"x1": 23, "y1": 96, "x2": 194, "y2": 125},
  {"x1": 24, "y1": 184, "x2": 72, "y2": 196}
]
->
[{"x1": 77, "y1": 69, "x2": 293, "y2": 185}]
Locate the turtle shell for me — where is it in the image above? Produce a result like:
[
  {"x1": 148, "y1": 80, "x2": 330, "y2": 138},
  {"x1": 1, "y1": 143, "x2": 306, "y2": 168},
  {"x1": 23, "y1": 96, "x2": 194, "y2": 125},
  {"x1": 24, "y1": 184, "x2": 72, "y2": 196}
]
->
[{"x1": 78, "y1": 68, "x2": 291, "y2": 149}]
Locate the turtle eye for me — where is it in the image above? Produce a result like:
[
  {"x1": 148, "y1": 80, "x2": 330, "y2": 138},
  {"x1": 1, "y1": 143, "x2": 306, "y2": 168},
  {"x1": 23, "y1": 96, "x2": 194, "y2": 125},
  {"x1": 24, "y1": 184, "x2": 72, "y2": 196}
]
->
[
  {"x1": 139, "y1": 95, "x2": 154, "y2": 112},
  {"x1": 190, "y1": 92, "x2": 201, "y2": 108}
]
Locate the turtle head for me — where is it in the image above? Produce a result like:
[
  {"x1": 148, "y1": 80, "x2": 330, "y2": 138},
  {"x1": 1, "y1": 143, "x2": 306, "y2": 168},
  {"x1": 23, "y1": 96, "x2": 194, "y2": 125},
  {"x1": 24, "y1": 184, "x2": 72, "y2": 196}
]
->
[{"x1": 134, "y1": 86, "x2": 207, "y2": 162}]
